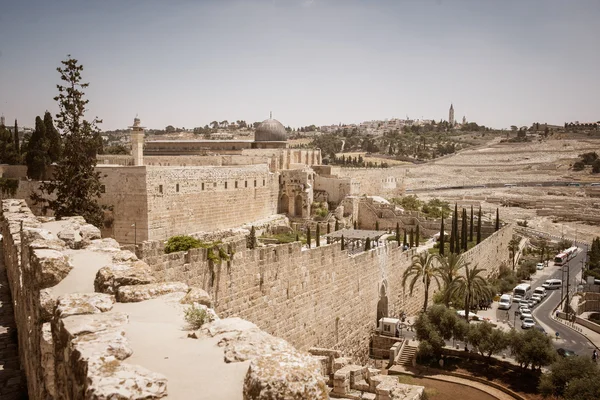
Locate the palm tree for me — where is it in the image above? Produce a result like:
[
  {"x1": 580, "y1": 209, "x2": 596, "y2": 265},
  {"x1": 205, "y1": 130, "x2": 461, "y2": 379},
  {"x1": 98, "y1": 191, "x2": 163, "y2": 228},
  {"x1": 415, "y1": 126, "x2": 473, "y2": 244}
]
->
[
  {"x1": 402, "y1": 251, "x2": 440, "y2": 312},
  {"x1": 434, "y1": 253, "x2": 467, "y2": 306},
  {"x1": 448, "y1": 263, "x2": 492, "y2": 324}
]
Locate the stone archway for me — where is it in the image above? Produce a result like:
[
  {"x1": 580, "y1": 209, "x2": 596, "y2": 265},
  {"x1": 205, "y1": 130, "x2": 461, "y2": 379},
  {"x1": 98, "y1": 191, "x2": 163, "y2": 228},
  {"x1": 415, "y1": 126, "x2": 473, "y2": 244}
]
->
[
  {"x1": 376, "y1": 281, "x2": 389, "y2": 327},
  {"x1": 279, "y1": 194, "x2": 290, "y2": 214},
  {"x1": 294, "y1": 194, "x2": 303, "y2": 217}
]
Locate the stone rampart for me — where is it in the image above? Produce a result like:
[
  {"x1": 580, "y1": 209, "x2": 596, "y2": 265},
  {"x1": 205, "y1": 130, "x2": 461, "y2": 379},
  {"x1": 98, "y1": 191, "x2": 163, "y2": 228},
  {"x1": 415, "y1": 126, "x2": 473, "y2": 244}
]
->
[
  {"x1": 330, "y1": 166, "x2": 407, "y2": 197},
  {"x1": 140, "y1": 223, "x2": 513, "y2": 362}
]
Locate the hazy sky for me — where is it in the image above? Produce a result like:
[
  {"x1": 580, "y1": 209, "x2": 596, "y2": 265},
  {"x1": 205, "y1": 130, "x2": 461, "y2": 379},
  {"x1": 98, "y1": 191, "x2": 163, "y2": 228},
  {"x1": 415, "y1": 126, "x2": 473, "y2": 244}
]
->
[{"x1": 1, "y1": 0, "x2": 599, "y2": 130}]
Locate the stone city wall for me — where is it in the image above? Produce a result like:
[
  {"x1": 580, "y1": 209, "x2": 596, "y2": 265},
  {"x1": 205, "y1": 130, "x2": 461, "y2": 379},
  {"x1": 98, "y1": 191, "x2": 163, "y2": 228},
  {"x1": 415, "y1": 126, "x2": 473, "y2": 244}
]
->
[
  {"x1": 145, "y1": 164, "x2": 278, "y2": 241},
  {"x1": 139, "y1": 223, "x2": 513, "y2": 362},
  {"x1": 330, "y1": 166, "x2": 407, "y2": 197}
]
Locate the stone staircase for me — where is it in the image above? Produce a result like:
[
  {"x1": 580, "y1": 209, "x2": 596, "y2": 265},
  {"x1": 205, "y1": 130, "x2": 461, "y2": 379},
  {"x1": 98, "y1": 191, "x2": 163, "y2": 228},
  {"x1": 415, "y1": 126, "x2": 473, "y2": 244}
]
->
[{"x1": 396, "y1": 344, "x2": 418, "y2": 367}]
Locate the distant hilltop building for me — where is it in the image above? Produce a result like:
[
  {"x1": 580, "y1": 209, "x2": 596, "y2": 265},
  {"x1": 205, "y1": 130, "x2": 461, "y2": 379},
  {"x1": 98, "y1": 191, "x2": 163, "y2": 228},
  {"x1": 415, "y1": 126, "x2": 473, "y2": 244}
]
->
[
  {"x1": 449, "y1": 104, "x2": 455, "y2": 126},
  {"x1": 462, "y1": 116, "x2": 466, "y2": 125}
]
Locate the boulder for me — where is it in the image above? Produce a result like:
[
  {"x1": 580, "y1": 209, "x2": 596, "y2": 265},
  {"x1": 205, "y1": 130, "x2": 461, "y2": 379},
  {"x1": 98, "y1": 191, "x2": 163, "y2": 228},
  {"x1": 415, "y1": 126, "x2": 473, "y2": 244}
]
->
[
  {"x1": 32, "y1": 248, "x2": 73, "y2": 289},
  {"x1": 219, "y1": 328, "x2": 296, "y2": 364},
  {"x1": 55, "y1": 293, "x2": 115, "y2": 318},
  {"x1": 94, "y1": 261, "x2": 156, "y2": 295},
  {"x1": 39, "y1": 289, "x2": 56, "y2": 322},
  {"x1": 116, "y1": 282, "x2": 189, "y2": 303},
  {"x1": 112, "y1": 250, "x2": 138, "y2": 263},
  {"x1": 243, "y1": 351, "x2": 329, "y2": 400},
  {"x1": 72, "y1": 328, "x2": 133, "y2": 361},
  {"x1": 22, "y1": 228, "x2": 65, "y2": 251},
  {"x1": 179, "y1": 287, "x2": 212, "y2": 307},
  {"x1": 80, "y1": 223, "x2": 102, "y2": 242},
  {"x1": 59, "y1": 312, "x2": 129, "y2": 338},
  {"x1": 87, "y1": 238, "x2": 122, "y2": 252},
  {"x1": 57, "y1": 219, "x2": 101, "y2": 249},
  {"x1": 202, "y1": 317, "x2": 259, "y2": 337}
]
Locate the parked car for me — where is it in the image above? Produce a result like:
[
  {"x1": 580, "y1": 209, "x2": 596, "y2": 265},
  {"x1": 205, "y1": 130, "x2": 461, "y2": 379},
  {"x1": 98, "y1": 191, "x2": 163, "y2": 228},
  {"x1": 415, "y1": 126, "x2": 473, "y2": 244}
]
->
[
  {"x1": 528, "y1": 299, "x2": 537, "y2": 308},
  {"x1": 519, "y1": 299, "x2": 530, "y2": 309},
  {"x1": 536, "y1": 263, "x2": 544, "y2": 270},
  {"x1": 521, "y1": 318, "x2": 535, "y2": 329},
  {"x1": 519, "y1": 306, "x2": 532, "y2": 315},
  {"x1": 557, "y1": 348, "x2": 577, "y2": 357},
  {"x1": 520, "y1": 311, "x2": 533, "y2": 320},
  {"x1": 531, "y1": 294, "x2": 543, "y2": 304}
]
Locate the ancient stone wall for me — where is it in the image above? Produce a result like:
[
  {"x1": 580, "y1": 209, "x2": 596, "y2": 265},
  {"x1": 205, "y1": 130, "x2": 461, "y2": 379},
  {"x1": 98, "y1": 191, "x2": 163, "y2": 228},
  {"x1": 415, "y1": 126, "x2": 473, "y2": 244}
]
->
[
  {"x1": 140, "y1": 223, "x2": 513, "y2": 362},
  {"x1": 330, "y1": 167, "x2": 407, "y2": 197}
]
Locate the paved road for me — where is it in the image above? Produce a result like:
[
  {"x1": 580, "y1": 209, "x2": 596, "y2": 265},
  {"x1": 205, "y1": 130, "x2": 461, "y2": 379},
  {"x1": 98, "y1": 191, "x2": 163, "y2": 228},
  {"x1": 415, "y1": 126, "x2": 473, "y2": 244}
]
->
[
  {"x1": 496, "y1": 246, "x2": 595, "y2": 356},
  {"x1": 406, "y1": 181, "x2": 598, "y2": 193}
]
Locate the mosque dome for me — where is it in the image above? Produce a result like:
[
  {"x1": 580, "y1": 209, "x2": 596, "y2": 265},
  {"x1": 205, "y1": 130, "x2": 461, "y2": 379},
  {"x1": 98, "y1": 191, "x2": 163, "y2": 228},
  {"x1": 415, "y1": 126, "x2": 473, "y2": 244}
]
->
[{"x1": 255, "y1": 117, "x2": 288, "y2": 142}]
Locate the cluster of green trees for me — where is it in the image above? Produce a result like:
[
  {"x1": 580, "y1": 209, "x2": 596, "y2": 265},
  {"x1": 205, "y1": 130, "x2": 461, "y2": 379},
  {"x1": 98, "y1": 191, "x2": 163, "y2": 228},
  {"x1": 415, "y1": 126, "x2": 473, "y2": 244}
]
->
[
  {"x1": 438, "y1": 205, "x2": 493, "y2": 256},
  {"x1": 539, "y1": 356, "x2": 600, "y2": 399},
  {"x1": 0, "y1": 119, "x2": 21, "y2": 164},
  {"x1": 572, "y1": 151, "x2": 600, "y2": 173},
  {"x1": 329, "y1": 154, "x2": 389, "y2": 168},
  {"x1": 414, "y1": 305, "x2": 556, "y2": 370},
  {"x1": 390, "y1": 196, "x2": 451, "y2": 219},
  {"x1": 25, "y1": 112, "x2": 63, "y2": 180}
]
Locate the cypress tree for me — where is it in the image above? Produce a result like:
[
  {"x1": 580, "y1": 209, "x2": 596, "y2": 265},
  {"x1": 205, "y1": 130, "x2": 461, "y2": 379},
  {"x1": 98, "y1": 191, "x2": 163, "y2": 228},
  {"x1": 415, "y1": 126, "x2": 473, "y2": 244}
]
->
[
  {"x1": 341, "y1": 234, "x2": 345, "y2": 250},
  {"x1": 296, "y1": 233, "x2": 299, "y2": 242},
  {"x1": 365, "y1": 237, "x2": 371, "y2": 251},
  {"x1": 403, "y1": 230, "x2": 408, "y2": 248},
  {"x1": 395, "y1": 222, "x2": 400, "y2": 243},
  {"x1": 44, "y1": 111, "x2": 62, "y2": 162},
  {"x1": 409, "y1": 228, "x2": 414, "y2": 248},
  {"x1": 335, "y1": 219, "x2": 339, "y2": 231},
  {"x1": 477, "y1": 207, "x2": 482, "y2": 244},
  {"x1": 26, "y1": 116, "x2": 50, "y2": 180},
  {"x1": 469, "y1": 205, "x2": 474, "y2": 242},
  {"x1": 375, "y1": 220, "x2": 380, "y2": 231},
  {"x1": 326, "y1": 223, "x2": 331, "y2": 244},
  {"x1": 32, "y1": 56, "x2": 104, "y2": 227},
  {"x1": 415, "y1": 223, "x2": 420, "y2": 247},
  {"x1": 316, "y1": 224, "x2": 320, "y2": 247},
  {"x1": 306, "y1": 228, "x2": 311, "y2": 249},
  {"x1": 455, "y1": 206, "x2": 461, "y2": 253},
  {"x1": 461, "y1": 208, "x2": 468, "y2": 251},
  {"x1": 495, "y1": 208, "x2": 500, "y2": 231},
  {"x1": 449, "y1": 216, "x2": 455, "y2": 254},
  {"x1": 0, "y1": 122, "x2": 19, "y2": 164},
  {"x1": 13, "y1": 119, "x2": 19, "y2": 156},
  {"x1": 439, "y1": 215, "x2": 445, "y2": 256},
  {"x1": 248, "y1": 226, "x2": 257, "y2": 249},
  {"x1": 354, "y1": 221, "x2": 357, "y2": 229}
]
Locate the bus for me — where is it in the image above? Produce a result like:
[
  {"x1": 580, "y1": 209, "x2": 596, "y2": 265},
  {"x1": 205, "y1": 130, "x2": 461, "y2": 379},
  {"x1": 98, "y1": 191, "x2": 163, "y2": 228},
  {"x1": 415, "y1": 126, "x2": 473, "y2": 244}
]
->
[
  {"x1": 554, "y1": 246, "x2": 578, "y2": 266},
  {"x1": 513, "y1": 283, "x2": 532, "y2": 302}
]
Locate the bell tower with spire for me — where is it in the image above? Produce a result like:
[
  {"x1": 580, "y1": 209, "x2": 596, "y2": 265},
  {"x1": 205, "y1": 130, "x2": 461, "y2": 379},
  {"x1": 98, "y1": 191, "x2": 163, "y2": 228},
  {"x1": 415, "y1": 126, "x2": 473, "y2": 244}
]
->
[{"x1": 449, "y1": 104, "x2": 455, "y2": 126}]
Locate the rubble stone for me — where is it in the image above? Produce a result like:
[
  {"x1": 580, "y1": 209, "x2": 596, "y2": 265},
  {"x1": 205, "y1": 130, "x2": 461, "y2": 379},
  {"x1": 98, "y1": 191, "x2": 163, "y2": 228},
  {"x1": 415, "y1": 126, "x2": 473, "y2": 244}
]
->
[
  {"x1": 32, "y1": 248, "x2": 73, "y2": 289},
  {"x1": 179, "y1": 287, "x2": 212, "y2": 307},
  {"x1": 116, "y1": 282, "x2": 188, "y2": 303},
  {"x1": 55, "y1": 293, "x2": 115, "y2": 318},
  {"x1": 94, "y1": 261, "x2": 155, "y2": 294}
]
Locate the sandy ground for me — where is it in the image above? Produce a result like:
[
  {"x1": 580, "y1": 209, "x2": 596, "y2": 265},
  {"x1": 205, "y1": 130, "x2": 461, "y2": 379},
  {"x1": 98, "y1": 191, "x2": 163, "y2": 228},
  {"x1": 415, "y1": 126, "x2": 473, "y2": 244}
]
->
[{"x1": 112, "y1": 295, "x2": 249, "y2": 400}]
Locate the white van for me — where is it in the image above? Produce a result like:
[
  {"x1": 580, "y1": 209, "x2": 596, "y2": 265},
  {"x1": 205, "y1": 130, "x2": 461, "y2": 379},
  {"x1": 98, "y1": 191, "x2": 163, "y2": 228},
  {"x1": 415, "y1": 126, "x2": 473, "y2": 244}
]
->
[
  {"x1": 542, "y1": 279, "x2": 562, "y2": 290},
  {"x1": 513, "y1": 283, "x2": 532, "y2": 302},
  {"x1": 498, "y1": 294, "x2": 512, "y2": 310},
  {"x1": 533, "y1": 287, "x2": 547, "y2": 298}
]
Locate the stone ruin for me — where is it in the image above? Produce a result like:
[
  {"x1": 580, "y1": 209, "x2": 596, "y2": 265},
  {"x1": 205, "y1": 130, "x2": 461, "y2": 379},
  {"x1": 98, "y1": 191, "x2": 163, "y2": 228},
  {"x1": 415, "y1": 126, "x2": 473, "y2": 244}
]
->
[{"x1": 0, "y1": 199, "x2": 424, "y2": 399}]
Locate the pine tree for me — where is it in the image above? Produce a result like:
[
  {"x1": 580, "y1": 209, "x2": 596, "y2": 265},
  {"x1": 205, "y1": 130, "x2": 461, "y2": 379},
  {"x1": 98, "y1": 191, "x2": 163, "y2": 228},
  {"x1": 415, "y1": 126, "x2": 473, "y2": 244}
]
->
[
  {"x1": 477, "y1": 207, "x2": 482, "y2": 244},
  {"x1": 439, "y1": 215, "x2": 445, "y2": 256},
  {"x1": 306, "y1": 228, "x2": 311, "y2": 249},
  {"x1": 248, "y1": 226, "x2": 257, "y2": 249},
  {"x1": 26, "y1": 116, "x2": 50, "y2": 180},
  {"x1": 32, "y1": 56, "x2": 104, "y2": 227},
  {"x1": 461, "y1": 208, "x2": 468, "y2": 251},
  {"x1": 44, "y1": 111, "x2": 62, "y2": 162},
  {"x1": 396, "y1": 222, "x2": 401, "y2": 243},
  {"x1": 341, "y1": 234, "x2": 345, "y2": 250},
  {"x1": 316, "y1": 224, "x2": 321, "y2": 247},
  {"x1": 415, "y1": 223, "x2": 420, "y2": 247},
  {"x1": 469, "y1": 205, "x2": 474, "y2": 242},
  {"x1": 13, "y1": 119, "x2": 19, "y2": 156},
  {"x1": 495, "y1": 208, "x2": 500, "y2": 231}
]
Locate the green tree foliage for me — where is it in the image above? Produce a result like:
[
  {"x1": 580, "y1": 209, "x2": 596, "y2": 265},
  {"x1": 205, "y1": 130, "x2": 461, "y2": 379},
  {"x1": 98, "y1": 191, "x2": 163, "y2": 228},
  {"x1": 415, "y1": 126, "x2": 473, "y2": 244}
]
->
[
  {"x1": 409, "y1": 228, "x2": 414, "y2": 248},
  {"x1": 420, "y1": 198, "x2": 451, "y2": 219},
  {"x1": 477, "y1": 207, "x2": 482, "y2": 244},
  {"x1": 395, "y1": 222, "x2": 401, "y2": 243},
  {"x1": 508, "y1": 237, "x2": 520, "y2": 271},
  {"x1": 0, "y1": 122, "x2": 20, "y2": 164},
  {"x1": 449, "y1": 205, "x2": 456, "y2": 254},
  {"x1": 454, "y1": 204, "x2": 460, "y2": 253},
  {"x1": 415, "y1": 305, "x2": 468, "y2": 359},
  {"x1": 309, "y1": 133, "x2": 343, "y2": 159},
  {"x1": 165, "y1": 235, "x2": 203, "y2": 253},
  {"x1": 247, "y1": 226, "x2": 257, "y2": 249},
  {"x1": 306, "y1": 227, "x2": 311, "y2": 249},
  {"x1": 469, "y1": 205, "x2": 474, "y2": 242},
  {"x1": 593, "y1": 159, "x2": 600, "y2": 173},
  {"x1": 557, "y1": 238, "x2": 573, "y2": 251},
  {"x1": 340, "y1": 234, "x2": 345, "y2": 250},
  {"x1": 44, "y1": 111, "x2": 62, "y2": 162},
  {"x1": 415, "y1": 223, "x2": 420, "y2": 246},
  {"x1": 335, "y1": 219, "x2": 339, "y2": 231},
  {"x1": 364, "y1": 237, "x2": 371, "y2": 251},
  {"x1": 33, "y1": 56, "x2": 104, "y2": 227},
  {"x1": 509, "y1": 329, "x2": 556, "y2": 370},
  {"x1": 13, "y1": 119, "x2": 20, "y2": 156},
  {"x1": 467, "y1": 322, "x2": 510, "y2": 358},
  {"x1": 104, "y1": 144, "x2": 129, "y2": 155},
  {"x1": 578, "y1": 152, "x2": 598, "y2": 165},
  {"x1": 403, "y1": 230, "x2": 408, "y2": 248},
  {"x1": 375, "y1": 220, "x2": 380, "y2": 231},
  {"x1": 495, "y1": 208, "x2": 500, "y2": 231},
  {"x1": 439, "y1": 216, "x2": 445, "y2": 256},
  {"x1": 434, "y1": 253, "x2": 466, "y2": 306},
  {"x1": 391, "y1": 195, "x2": 422, "y2": 211},
  {"x1": 461, "y1": 208, "x2": 468, "y2": 251},
  {"x1": 403, "y1": 251, "x2": 440, "y2": 312},
  {"x1": 572, "y1": 160, "x2": 585, "y2": 171},
  {"x1": 448, "y1": 262, "x2": 492, "y2": 323},
  {"x1": 316, "y1": 223, "x2": 321, "y2": 247},
  {"x1": 26, "y1": 116, "x2": 50, "y2": 180}
]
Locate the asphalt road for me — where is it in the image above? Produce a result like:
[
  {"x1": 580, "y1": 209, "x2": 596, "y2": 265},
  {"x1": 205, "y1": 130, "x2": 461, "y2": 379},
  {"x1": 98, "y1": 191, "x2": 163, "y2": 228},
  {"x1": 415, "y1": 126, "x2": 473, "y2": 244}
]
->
[{"x1": 496, "y1": 246, "x2": 595, "y2": 357}]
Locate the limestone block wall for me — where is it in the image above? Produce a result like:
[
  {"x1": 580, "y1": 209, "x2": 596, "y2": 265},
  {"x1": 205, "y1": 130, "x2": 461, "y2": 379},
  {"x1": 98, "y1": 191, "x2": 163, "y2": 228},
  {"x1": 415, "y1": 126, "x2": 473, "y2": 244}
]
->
[
  {"x1": 145, "y1": 164, "x2": 278, "y2": 241},
  {"x1": 314, "y1": 175, "x2": 358, "y2": 204},
  {"x1": 460, "y1": 224, "x2": 514, "y2": 278},
  {"x1": 330, "y1": 167, "x2": 407, "y2": 197}
]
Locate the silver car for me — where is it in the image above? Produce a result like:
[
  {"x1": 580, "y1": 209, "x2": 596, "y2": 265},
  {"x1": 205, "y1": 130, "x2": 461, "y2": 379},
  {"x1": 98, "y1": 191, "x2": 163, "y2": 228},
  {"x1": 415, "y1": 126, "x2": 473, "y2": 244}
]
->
[{"x1": 522, "y1": 318, "x2": 535, "y2": 329}]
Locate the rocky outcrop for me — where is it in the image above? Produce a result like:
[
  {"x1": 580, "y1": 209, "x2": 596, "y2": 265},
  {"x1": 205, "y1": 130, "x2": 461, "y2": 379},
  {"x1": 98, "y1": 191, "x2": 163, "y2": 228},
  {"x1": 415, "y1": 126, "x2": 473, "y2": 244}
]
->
[
  {"x1": 32, "y1": 249, "x2": 72, "y2": 289},
  {"x1": 57, "y1": 217, "x2": 102, "y2": 249},
  {"x1": 94, "y1": 261, "x2": 156, "y2": 295},
  {"x1": 179, "y1": 287, "x2": 212, "y2": 307},
  {"x1": 55, "y1": 293, "x2": 115, "y2": 318},
  {"x1": 243, "y1": 351, "x2": 329, "y2": 400},
  {"x1": 116, "y1": 282, "x2": 188, "y2": 303}
]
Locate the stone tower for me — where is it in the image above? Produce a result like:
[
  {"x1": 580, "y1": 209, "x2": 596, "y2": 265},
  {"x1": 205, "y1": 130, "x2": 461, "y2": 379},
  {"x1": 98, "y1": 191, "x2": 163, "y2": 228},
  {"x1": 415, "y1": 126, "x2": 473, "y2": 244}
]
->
[
  {"x1": 449, "y1": 104, "x2": 454, "y2": 126},
  {"x1": 129, "y1": 117, "x2": 145, "y2": 166},
  {"x1": 0, "y1": 115, "x2": 5, "y2": 126}
]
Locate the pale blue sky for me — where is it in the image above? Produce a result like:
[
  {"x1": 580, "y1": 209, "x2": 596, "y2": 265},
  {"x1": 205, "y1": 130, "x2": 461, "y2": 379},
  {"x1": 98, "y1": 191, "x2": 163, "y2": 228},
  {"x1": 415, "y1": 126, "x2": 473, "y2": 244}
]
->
[{"x1": 0, "y1": 0, "x2": 599, "y2": 130}]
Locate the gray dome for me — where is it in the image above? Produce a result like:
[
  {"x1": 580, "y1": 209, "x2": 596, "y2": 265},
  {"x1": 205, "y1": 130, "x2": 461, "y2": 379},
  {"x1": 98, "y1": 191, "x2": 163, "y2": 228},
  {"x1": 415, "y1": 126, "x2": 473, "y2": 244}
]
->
[{"x1": 255, "y1": 118, "x2": 287, "y2": 142}]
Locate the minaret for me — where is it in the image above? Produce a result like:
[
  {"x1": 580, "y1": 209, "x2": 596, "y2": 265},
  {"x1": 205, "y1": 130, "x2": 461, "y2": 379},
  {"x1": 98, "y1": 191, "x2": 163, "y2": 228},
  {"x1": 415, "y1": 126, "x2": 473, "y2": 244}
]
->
[
  {"x1": 449, "y1": 104, "x2": 455, "y2": 126},
  {"x1": 129, "y1": 116, "x2": 145, "y2": 166},
  {"x1": 0, "y1": 115, "x2": 5, "y2": 126},
  {"x1": 462, "y1": 115, "x2": 466, "y2": 125}
]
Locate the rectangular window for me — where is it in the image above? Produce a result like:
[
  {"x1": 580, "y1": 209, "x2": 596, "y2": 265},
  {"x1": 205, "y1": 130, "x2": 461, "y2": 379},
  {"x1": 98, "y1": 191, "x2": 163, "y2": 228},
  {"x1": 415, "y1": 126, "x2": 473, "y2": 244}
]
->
[
  {"x1": 202, "y1": 183, "x2": 205, "y2": 190},
  {"x1": 224, "y1": 182, "x2": 228, "y2": 189},
  {"x1": 159, "y1": 185, "x2": 163, "y2": 194},
  {"x1": 176, "y1": 184, "x2": 179, "y2": 192}
]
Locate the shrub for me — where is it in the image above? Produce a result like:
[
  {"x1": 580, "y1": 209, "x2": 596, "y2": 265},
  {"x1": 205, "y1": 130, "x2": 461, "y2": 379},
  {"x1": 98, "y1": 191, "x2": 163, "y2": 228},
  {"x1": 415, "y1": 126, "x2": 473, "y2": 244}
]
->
[
  {"x1": 165, "y1": 235, "x2": 203, "y2": 253},
  {"x1": 184, "y1": 305, "x2": 210, "y2": 329},
  {"x1": 572, "y1": 160, "x2": 585, "y2": 171},
  {"x1": 593, "y1": 159, "x2": 600, "y2": 173}
]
